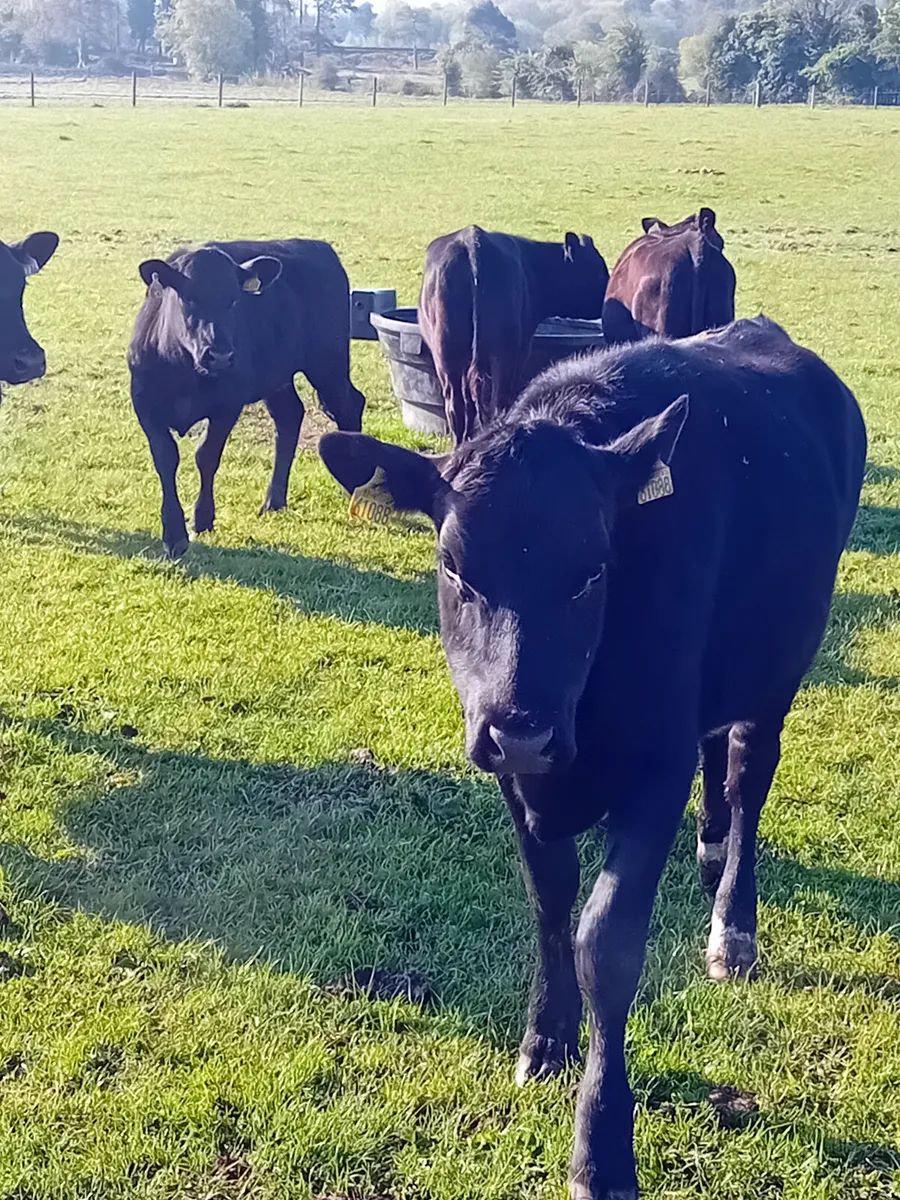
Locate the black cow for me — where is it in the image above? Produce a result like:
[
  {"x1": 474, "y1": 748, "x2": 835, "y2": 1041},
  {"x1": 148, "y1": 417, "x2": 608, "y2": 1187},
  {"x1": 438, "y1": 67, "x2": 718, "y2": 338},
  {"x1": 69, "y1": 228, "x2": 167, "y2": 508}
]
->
[
  {"x1": 319, "y1": 317, "x2": 865, "y2": 1200},
  {"x1": 419, "y1": 226, "x2": 609, "y2": 443},
  {"x1": 0, "y1": 232, "x2": 59, "y2": 394},
  {"x1": 603, "y1": 208, "x2": 735, "y2": 344},
  {"x1": 129, "y1": 239, "x2": 365, "y2": 557}
]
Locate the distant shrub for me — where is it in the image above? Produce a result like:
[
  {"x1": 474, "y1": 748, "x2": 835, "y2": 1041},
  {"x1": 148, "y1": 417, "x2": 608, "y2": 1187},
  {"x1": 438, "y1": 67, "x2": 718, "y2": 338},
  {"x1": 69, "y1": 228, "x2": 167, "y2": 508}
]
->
[
  {"x1": 457, "y1": 45, "x2": 500, "y2": 97},
  {"x1": 312, "y1": 55, "x2": 340, "y2": 91}
]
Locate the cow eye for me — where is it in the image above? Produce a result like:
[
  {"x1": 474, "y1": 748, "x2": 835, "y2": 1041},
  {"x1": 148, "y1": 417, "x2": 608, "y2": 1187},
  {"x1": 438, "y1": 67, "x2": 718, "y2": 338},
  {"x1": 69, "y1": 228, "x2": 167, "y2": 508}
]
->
[{"x1": 572, "y1": 565, "x2": 606, "y2": 600}]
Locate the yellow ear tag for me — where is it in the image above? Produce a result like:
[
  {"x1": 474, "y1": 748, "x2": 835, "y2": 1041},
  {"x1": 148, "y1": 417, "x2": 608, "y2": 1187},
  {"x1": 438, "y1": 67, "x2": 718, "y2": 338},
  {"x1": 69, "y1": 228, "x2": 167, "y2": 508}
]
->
[
  {"x1": 243, "y1": 275, "x2": 262, "y2": 294},
  {"x1": 349, "y1": 467, "x2": 396, "y2": 524},
  {"x1": 637, "y1": 460, "x2": 674, "y2": 505}
]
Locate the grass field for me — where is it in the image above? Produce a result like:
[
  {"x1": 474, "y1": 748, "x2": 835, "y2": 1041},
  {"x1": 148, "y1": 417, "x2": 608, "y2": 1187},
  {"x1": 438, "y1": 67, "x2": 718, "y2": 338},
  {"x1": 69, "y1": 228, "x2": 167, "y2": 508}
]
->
[{"x1": 1, "y1": 103, "x2": 900, "y2": 1199}]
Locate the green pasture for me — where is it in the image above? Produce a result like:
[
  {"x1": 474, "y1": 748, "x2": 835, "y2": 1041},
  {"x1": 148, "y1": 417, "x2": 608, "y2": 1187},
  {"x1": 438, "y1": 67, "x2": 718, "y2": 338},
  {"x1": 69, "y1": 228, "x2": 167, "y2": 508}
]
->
[{"x1": 1, "y1": 103, "x2": 900, "y2": 1198}]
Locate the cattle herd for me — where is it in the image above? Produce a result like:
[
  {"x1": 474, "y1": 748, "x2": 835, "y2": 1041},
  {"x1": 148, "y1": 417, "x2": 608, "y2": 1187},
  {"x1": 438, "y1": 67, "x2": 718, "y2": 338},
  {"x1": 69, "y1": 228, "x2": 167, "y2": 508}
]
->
[{"x1": 1, "y1": 211, "x2": 868, "y2": 1200}]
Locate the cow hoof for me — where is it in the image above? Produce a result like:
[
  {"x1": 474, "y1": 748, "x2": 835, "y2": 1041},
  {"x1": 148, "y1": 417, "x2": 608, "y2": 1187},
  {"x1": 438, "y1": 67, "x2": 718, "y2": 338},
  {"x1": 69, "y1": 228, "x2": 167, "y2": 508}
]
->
[
  {"x1": 707, "y1": 918, "x2": 758, "y2": 981},
  {"x1": 696, "y1": 838, "x2": 727, "y2": 895},
  {"x1": 193, "y1": 518, "x2": 214, "y2": 535},
  {"x1": 515, "y1": 1035, "x2": 577, "y2": 1087},
  {"x1": 165, "y1": 538, "x2": 189, "y2": 560},
  {"x1": 259, "y1": 497, "x2": 286, "y2": 515}
]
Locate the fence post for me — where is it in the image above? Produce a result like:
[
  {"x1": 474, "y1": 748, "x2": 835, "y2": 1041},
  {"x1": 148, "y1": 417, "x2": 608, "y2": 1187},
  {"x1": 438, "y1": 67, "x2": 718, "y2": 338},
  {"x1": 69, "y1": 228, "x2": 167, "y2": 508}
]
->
[
  {"x1": 298, "y1": 71, "x2": 304, "y2": 107},
  {"x1": 413, "y1": 42, "x2": 418, "y2": 71},
  {"x1": 218, "y1": 72, "x2": 224, "y2": 107},
  {"x1": 30, "y1": 72, "x2": 35, "y2": 107},
  {"x1": 809, "y1": 83, "x2": 815, "y2": 108},
  {"x1": 873, "y1": 85, "x2": 879, "y2": 108},
  {"x1": 132, "y1": 70, "x2": 137, "y2": 107},
  {"x1": 754, "y1": 79, "x2": 761, "y2": 107},
  {"x1": 372, "y1": 74, "x2": 377, "y2": 106},
  {"x1": 705, "y1": 79, "x2": 711, "y2": 107},
  {"x1": 577, "y1": 78, "x2": 582, "y2": 107},
  {"x1": 644, "y1": 78, "x2": 649, "y2": 106},
  {"x1": 511, "y1": 73, "x2": 517, "y2": 108},
  {"x1": 442, "y1": 71, "x2": 448, "y2": 107}
]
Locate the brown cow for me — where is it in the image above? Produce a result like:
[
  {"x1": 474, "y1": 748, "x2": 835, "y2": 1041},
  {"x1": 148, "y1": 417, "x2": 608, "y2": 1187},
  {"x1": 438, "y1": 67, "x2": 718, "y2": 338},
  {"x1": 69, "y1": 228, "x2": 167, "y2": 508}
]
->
[
  {"x1": 602, "y1": 208, "x2": 735, "y2": 345},
  {"x1": 419, "y1": 225, "x2": 609, "y2": 443}
]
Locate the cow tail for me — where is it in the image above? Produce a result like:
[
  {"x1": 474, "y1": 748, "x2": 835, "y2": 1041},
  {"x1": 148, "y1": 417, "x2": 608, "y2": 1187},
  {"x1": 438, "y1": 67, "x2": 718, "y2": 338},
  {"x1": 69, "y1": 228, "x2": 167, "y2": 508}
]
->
[{"x1": 465, "y1": 228, "x2": 489, "y2": 439}]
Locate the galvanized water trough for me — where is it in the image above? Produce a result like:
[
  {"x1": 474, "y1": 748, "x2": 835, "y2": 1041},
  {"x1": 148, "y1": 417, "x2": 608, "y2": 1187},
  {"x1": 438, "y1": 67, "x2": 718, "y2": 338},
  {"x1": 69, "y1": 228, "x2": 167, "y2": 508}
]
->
[{"x1": 369, "y1": 307, "x2": 606, "y2": 436}]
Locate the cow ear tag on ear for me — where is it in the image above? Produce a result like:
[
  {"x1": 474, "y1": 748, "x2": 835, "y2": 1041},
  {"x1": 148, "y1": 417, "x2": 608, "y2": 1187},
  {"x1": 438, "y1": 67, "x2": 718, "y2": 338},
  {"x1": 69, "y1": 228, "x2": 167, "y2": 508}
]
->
[
  {"x1": 149, "y1": 272, "x2": 164, "y2": 299},
  {"x1": 349, "y1": 466, "x2": 396, "y2": 524},
  {"x1": 243, "y1": 275, "x2": 262, "y2": 294},
  {"x1": 637, "y1": 460, "x2": 674, "y2": 505}
]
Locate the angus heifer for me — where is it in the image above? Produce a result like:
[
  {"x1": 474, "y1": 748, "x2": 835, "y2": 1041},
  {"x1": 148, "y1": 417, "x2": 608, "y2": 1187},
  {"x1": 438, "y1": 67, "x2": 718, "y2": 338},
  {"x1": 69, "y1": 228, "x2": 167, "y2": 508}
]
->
[
  {"x1": 129, "y1": 239, "x2": 365, "y2": 557},
  {"x1": 603, "y1": 208, "x2": 735, "y2": 344},
  {"x1": 0, "y1": 232, "x2": 59, "y2": 395},
  {"x1": 419, "y1": 226, "x2": 609, "y2": 443},
  {"x1": 319, "y1": 317, "x2": 865, "y2": 1200}
]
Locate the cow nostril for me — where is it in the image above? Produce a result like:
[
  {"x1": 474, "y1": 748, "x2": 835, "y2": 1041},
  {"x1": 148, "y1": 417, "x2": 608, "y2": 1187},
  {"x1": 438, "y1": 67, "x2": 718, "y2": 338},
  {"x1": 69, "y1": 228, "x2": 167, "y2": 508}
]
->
[{"x1": 487, "y1": 725, "x2": 555, "y2": 764}]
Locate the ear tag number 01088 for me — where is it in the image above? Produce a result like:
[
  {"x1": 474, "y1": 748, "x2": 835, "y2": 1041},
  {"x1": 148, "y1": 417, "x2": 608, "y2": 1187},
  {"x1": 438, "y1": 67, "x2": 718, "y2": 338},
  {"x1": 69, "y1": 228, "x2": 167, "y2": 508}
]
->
[
  {"x1": 349, "y1": 467, "x2": 396, "y2": 524},
  {"x1": 637, "y1": 460, "x2": 674, "y2": 505}
]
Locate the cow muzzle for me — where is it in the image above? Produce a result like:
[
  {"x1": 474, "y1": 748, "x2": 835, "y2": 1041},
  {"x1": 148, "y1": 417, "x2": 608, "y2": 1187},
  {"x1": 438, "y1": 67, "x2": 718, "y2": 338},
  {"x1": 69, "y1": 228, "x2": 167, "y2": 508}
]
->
[
  {"x1": 470, "y1": 719, "x2": 558, "y2": 776},
  {"x1": 197, "y1": 347, "x2": 235, "y2": 375},
  {"x1": 5, "y1": 346, "x2": 46, "y2": 385}
]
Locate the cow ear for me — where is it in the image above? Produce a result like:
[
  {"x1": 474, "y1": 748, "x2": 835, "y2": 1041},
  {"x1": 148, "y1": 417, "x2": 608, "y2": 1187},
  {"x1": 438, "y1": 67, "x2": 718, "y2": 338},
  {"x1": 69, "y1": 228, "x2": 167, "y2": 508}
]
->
[
  {"x1": 698, "y1": 208, "x2": 717, "y2": 232},
  {"x1": 239, "y1": 255, "x2": 282, "y2": 294},
  {"x1": 595, "y1": 395, "x2": 689, "y2": 502},
  {"x1": 139, "y1": 259, "x2": 185, "y2": 295},
  {"x1": 319, "y1": 432, "x2": 452, "y2": 524},
  {"x1": 12, "y1": 231, "x2": 59, "y2": 277},
  {"x1": 642, "y1": 217, "x2": 665, "y2": 234}
]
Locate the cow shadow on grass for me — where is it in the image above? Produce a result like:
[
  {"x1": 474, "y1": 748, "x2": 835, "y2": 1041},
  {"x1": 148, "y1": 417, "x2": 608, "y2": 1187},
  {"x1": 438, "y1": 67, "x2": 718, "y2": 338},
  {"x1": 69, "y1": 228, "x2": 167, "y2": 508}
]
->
[
  {"x1": 2, "y1": 714, "x2": 900, "y2": 1039},
  {"x1": 3, "y1": 716, "x2": 900, "y2": 1192},
  {"x1": 0, "y1": 513, "x2": 439, "y2": 636}
]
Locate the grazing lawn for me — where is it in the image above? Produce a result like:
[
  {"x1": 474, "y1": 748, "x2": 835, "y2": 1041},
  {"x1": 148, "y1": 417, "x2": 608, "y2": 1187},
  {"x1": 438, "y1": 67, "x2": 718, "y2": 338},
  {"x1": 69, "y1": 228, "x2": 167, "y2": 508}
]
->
[{"x1": 1, "y1": 102, "x2": 900, "y2": 1199}]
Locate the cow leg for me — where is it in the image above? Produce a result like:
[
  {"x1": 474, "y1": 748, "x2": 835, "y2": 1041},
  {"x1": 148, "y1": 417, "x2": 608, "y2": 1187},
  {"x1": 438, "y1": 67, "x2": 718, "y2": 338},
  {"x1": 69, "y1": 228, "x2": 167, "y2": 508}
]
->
[
  {"x1": 305, "y1": 360, "x2": 364, "y2": 432},
  {"x1": 260, "y1": 384, "x2": 305, "y2": 514},
  {"x1": 706, "y1": 719, "x2": 783, "y2": 981},
  {"x1": 140, "y1": 418, "x2": 188, "y2": 558},
  {"x1": 696, "y1": 729, "x2": 731, "y2": 895},
  {"x1": 437, "y1": 370, "x2": 466, "y2": 444},
  {"x1": 569, "y1": 758, "x2": 694, "y2": 1200},
  {"x1": 501, "y1": 778, "x2": 582, "y2": 1085},
  {"x1": 193, "y1": 412, "x2": 239, "y2": 536}
]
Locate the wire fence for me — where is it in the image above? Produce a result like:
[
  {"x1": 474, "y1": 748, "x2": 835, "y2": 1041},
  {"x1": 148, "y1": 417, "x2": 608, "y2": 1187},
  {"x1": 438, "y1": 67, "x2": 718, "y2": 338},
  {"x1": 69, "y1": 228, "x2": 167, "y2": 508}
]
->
[{"x1": 1, "y1": 69, "x2": 898, "y2": 110}]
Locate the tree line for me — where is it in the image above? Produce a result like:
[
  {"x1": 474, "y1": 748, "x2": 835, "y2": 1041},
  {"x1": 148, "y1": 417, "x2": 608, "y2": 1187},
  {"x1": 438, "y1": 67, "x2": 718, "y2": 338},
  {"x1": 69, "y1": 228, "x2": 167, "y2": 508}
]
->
[{"x1": 1, "y1": 0, "x2": 898, "y2": 103}]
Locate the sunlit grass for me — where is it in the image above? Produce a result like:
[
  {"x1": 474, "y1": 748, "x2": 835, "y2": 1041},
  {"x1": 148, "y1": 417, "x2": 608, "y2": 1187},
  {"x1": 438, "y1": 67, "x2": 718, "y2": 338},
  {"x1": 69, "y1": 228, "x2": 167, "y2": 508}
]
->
[{"x1": 0, "y1": 103, "x2": 899, "y2": 1197}]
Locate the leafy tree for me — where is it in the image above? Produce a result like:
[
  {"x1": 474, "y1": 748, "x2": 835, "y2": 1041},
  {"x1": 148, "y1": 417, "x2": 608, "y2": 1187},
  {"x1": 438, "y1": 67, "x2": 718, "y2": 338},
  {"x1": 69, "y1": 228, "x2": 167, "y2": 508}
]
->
[
  {"x1": 4, "y1": 0, "x2": 119, "y2": 64},
  {"x1": 344, "y1": 1, "x2": 376, "y2": 43},
  {"x1": 805, "y1": 37, "x2": 878, "y2": 93},
  {"x1": 312, "y1": 0, "x2": 352, "y2": 47},
  {"x1": 641, "y1": 43, "x2": 685, "y2": 98},
  {"x1": 463, "y1": 0, "x2": 517, "y2": 50},
  {"x1": 158, "y1": 0, "x2": 252, "y2": 75},
  {"x1": 599, "y1": 19, "x2": 647, "y2": 96},
  {"x1": 127, "y1": 0, "x2": 155, "y2": 50},
  {"x1": 456, "y1": 42, "x2": 501, "y2": 94},
  {"x1": 235, "y1": 0, "x2": 268, "y2": 66}
]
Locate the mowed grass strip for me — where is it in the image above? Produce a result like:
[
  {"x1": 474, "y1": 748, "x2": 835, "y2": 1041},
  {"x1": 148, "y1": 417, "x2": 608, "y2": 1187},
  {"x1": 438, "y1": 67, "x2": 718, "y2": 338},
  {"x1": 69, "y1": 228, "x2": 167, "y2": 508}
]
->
[{"x1": 0, "y1": 104, "x2": 899, "y2": 1198}]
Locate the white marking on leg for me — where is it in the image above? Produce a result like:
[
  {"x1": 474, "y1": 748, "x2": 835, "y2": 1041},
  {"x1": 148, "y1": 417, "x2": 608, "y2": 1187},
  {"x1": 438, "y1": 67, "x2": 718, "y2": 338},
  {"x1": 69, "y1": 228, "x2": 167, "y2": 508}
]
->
[
  {"x1": 696, "y1": 837, "x2": 727, "y2": 865},
  {"x1": 707, "y1": 912, "x2": 758, "y2": 981},
  {"x1": 515, "y1": 1053, "x2": 532, "y2": 1088}
]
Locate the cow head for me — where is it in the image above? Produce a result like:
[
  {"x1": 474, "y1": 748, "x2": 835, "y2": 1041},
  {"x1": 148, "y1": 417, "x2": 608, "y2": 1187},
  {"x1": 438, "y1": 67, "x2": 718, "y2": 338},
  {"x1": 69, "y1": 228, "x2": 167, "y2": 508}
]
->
[
  {"x1": 320, "y1": 395, "x2": 688, "y2": 779},
  {"x1": 138, "y1": 247, "x2": 282, "y2": 376},
  {"x1": 559, "y1": 232, "x2": 609, "y2": 318},
  {"x1": 0, "y1": 232, "x2": 59, "y2": 389}
]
